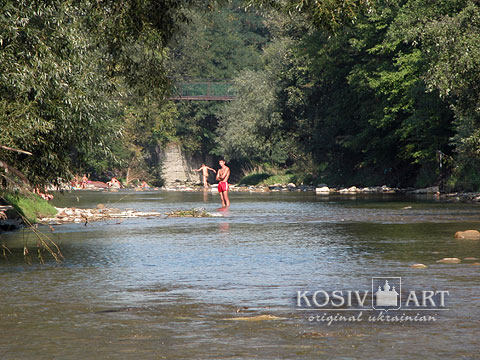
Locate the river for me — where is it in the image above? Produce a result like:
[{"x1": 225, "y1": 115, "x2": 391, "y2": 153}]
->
[{"x1": 0, "y1": 191, "x2": 479, "y2": 359}]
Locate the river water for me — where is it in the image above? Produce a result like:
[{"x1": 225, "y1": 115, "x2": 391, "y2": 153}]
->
[{"x1": 1, "y1": 191, "x2": 479, "y2": 359}]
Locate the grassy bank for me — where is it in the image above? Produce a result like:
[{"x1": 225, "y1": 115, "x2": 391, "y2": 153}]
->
[
  {"x1": 1, "y1": 192, "x2": 57, "y2": 224},
  {"x1": 238, "y1": 173, "x2": 296, "y2": 186}
]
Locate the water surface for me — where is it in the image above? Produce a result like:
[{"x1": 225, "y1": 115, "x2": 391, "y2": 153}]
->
[{"x1": 1, "y1": 191, "x2": 479, "y2": 359}]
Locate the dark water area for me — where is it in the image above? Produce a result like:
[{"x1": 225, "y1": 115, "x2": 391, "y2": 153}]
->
[{"x1": 1, "y1": 191, "x2": 479, "y2": 359}]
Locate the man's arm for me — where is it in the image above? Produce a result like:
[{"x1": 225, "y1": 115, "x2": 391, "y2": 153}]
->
[
  {"x1": 222, "y1": 167, "x2": 230, "y2": 183},
  {"x1": 206, "y1": 167, "x2": 216, "y2": 173}
]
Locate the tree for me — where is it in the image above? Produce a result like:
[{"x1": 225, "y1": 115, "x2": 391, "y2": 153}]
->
[
  {"x1": 167, "y1": 1, "x2": 270, "y2": 158},
  {"x1": 0, "y1": 0, "x2": 210, "y2": 188},
  {"x1": 0, "y1": 0, "x2": 119, "y2": 187},
  {"x1": 387, "y1": 0, "x2": 480, "y2": 189},
  {"x1": 246, "y1": 0, "x2": 369, "y2": 32},
  {"x1": 216, "y1": 69, "x2": 287, "y2": 162}
]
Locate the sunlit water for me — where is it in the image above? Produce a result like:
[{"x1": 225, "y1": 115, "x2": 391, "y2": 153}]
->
[{"x1": 1, "y1": 191, "x2": 479, "y2": 359}]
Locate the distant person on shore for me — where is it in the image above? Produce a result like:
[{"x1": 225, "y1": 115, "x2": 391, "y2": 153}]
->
[
  {"x1": 140, "y1": 180, "x2": 150, "y2": 189},
  {"x1": 80, "y1": 174, "x2": 89, "y2": 189},
  {"x1": 107, "y1": 177, "x2": 122, "y2": 188},
  {"x1": 34, "y1": 187, "x2": 54, "y2": 201},
  {"x1": 216, "y1": 159, "x2": 230, "y2": 207},
  {"x1": 194, "y1": 163, "x2": 216, "y2": 189},
  {"x1": 71, "y1": 175, "x2": 80, "y2": 188}
]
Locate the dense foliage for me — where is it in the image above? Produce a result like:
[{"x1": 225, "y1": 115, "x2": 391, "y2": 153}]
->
[
  {"x1": 2, "y1": 0, "x2": 480, "y2": 190},
  {"x1": 0, "y1": 0, "x2": 211, "y2": 188},
  {"x1": 217, "y1": 0, "x2": 480, "y2": 189},
  {"x1": 167, "y1": 1, "x2": 271, "y2": 156}
]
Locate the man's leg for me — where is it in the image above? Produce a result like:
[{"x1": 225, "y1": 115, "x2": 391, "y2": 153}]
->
[
  {"x1": 203, "y1": 175, "x2": 208, "y2": 188},
  {"x1": 219, "y1": 191, "x2": 226, "y2": 207},
  {"x1": 223, "y1": 190, "x2": 230, "y2": 207}
]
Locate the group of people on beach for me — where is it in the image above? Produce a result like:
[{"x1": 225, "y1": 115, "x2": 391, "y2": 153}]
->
[
  {"x1": 194, "y1": 159, "x2": 230, "y2": 207},
  {"x1": 70, "y1": 159, "x2": 231, "y2": 208},
  {"x1": 72, "y1": 174, "x2": 149, "y2": 190}
]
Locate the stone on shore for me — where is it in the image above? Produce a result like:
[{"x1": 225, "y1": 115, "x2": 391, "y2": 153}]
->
[
  {"x1": 454, "y1": 230, "x2": 480, "y2": 239},
  {"x1": 315, "y1": 186, "x2": 330, "y2": 194},
  {"x1": 339, "y1": 186, "x2": 358, "y2": 194},
  {"x1": 411, "y1": 186, "x2": 439, "y2": 194},
  {"x1": 436, "y1": 257, "x2": 461, "y2": 264}
]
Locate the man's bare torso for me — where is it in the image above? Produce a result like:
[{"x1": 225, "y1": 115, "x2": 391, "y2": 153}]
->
[{"x1": 218, "y1": 166, "x2": 229, "y2": 182}]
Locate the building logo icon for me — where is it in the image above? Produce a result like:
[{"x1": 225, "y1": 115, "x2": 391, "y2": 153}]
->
[{"x1": 372, "y1": 277, "x2": 401, "y2": 311}]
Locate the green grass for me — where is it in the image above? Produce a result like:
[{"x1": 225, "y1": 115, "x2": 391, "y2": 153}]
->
[
  {"x1": 259, "y1": 174, "x2": 295, "y2": 186},
  {"x1": 2, "y1": 192, "x2": 57, "y2": 224},
  {"x1": 238, "y1": 172, "x2": 296, "y2": 186},
  {"x1": 238, "y1": 173, "x2": 272, "y2": 185}
]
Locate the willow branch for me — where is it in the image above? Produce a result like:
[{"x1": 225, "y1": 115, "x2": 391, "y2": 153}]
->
[
  {"x1": 0, "y1": 160, "x2": 30, "y2": 185},
  {"x1": 0, "y1": 145, "x2": 33, "y2": 156}
]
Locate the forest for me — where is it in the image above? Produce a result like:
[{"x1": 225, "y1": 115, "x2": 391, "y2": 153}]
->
[{"x1": 1, "y1": 0, "x2": 480, "y2": 190}]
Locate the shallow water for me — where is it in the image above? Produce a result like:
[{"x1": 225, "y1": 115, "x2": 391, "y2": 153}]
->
[{"x1": 1, "y1": 191, "x2": 479, "y2": 359}]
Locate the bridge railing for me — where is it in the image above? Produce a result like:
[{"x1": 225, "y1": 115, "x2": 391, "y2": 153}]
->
[{"x1": 169, "y1": 82, "x2": 235, "y2": 101}]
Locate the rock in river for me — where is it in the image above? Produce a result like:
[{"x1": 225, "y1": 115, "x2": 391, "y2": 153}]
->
[
  {"x1": 436, "y1": 257, "x2": 461, "y2": 264},
  {"x1": 224, "y1": 314, "x2": 283, "y2": 321},
  {"x1": 454, "y1": 230, "x2": 480, "y2": 239},
  {"x1": 410, "y1": 263, "x2": 428, "y2": 269}
]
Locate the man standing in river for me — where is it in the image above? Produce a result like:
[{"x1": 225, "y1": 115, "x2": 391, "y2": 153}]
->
[
  {"x1": 216, "y1": 159, "x2": 230, "y2": 207},
  {"x1": 194, "y1": 163, "x2": 216, "y2": 189}
]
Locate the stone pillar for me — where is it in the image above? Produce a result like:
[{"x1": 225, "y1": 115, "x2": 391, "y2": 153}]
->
[{"x1": 158, "y1": 142, "x2": 204, "y2": 185}]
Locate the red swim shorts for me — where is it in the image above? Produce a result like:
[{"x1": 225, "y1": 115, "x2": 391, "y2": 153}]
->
[{"x1": 218, "y1": 182, "x2": 229, "y2": 192}]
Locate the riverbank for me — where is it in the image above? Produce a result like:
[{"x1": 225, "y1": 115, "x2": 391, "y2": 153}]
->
[
  {"x1": 3, "y1": 183, "x2": 480, "y2": 231},
  {"x1": 59, "y1": 181, "x2": 480, "y2": 202},
  {"x1": 162, "y1": 183, "x2": 414, "y2": 194}
]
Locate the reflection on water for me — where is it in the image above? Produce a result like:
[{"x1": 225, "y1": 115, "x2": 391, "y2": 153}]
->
[
  {"x1": 218, "y1": 222, "x2": 230, "y2": 233},
  {"x1": 0, "y1": 191, "x2": 479, "y2": 359}
]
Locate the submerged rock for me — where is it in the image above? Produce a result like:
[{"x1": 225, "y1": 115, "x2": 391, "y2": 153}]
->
[
  {"x1": 224, "y1": 314, "x2": 283, "y2": 321},
  {"x1": 454, "y1": 230, "x2": 480, "y2": 239},
  {"x1": 436, "y1": 257, "x2": 461, "y2": 264},
  {"x1": 410, "y1": 263, "x2": 428, "y2": 269},
  {"x1": 166, "y1": 208, "x2": 215, "y2": 217}
]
